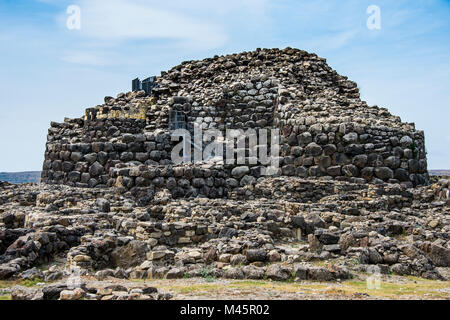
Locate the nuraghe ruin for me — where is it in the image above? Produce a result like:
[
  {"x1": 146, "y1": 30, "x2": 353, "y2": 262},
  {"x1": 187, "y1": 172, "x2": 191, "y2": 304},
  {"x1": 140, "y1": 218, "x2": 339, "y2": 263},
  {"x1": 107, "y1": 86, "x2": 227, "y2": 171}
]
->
[
  {"x1": 0, "y1": 48, "x2": 448, "y2": 300},
  {"x1": 41, "y1": 47, "x2": 429, "y2": 196}
]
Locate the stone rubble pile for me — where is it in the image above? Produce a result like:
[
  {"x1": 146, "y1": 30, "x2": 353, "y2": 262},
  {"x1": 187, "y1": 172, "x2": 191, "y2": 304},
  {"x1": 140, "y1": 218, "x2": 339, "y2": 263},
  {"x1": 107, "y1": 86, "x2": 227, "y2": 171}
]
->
[{"x1": 0, "y1": 176, "x2": 448, "y2": 300}]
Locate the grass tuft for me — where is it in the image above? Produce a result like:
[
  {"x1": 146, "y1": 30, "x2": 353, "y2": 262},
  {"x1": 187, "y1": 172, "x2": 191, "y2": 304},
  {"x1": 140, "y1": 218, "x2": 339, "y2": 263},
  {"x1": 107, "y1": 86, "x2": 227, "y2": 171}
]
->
[{"x1": 19, "y1": 278, "x2": 44, "y2": 288}]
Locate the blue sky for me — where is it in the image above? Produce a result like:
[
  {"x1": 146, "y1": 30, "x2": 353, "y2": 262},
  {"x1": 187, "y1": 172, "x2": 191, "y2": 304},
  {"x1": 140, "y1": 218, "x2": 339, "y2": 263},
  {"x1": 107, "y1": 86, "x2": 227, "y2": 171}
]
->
[{"x1": 0, "y1": 0, "x2": 449, "y2": 171}]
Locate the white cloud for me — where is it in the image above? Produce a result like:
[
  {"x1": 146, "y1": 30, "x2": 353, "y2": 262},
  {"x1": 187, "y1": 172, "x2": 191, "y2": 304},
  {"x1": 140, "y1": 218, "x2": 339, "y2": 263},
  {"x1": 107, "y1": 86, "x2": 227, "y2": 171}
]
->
[
  {"x1": 302, "y1": 30, "x2": 358, "y2": 51},
  {"x1": 35, "y1": 0, "x2": 61, "y2": 3},
  {"x1": 61, "y1": 51, "x2": 110, "y2": 66},
  {"x1": 57, "y1": 0, "x2": 272, "y2": 66},
  {"x1": 72, "y1": 0, "x2": 229, "y2": 49}
]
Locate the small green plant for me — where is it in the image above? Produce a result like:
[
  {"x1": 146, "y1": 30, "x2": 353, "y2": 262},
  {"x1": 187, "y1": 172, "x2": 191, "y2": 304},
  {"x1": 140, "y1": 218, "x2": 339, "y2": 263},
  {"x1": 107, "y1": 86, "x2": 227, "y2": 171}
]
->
[
  {"x1": 20, "y1": 277, "x2": 43, "y2": 287},
  {"x1": 410, "y1": 143, "x2": 419, "y2": 159},
  {"x1": 204, "y1": 275, "x2": 216, "y2": 283},
  {"x1": 200, "y1": 266, "x2": 211, "y2": 278},
  {"x1": 288, "y1": 271, "x2": 297, "y2": 282},
  {"x1": 183, "y1": 273, "x2": 191, "y2": 279},
  {"x1": 200, "y1": 267, "x2": 216, "y2": 283}
]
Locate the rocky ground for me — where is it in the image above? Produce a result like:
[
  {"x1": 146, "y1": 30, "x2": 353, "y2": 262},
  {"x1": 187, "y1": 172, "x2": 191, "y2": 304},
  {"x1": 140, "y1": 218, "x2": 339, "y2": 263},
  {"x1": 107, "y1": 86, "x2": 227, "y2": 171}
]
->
[{"x1": 0, "y1": 176, "x2": 448, "y2": 300}]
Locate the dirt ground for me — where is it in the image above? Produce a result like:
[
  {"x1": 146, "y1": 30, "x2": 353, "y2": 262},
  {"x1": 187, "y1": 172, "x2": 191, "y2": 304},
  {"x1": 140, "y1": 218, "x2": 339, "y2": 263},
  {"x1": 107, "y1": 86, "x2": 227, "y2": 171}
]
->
[
  {"x1": 2, "y1": 273, "x2": 449, "y2": 300},
  {"x1": 133, "y1": 274, "x2": 450, "y2": 300}
]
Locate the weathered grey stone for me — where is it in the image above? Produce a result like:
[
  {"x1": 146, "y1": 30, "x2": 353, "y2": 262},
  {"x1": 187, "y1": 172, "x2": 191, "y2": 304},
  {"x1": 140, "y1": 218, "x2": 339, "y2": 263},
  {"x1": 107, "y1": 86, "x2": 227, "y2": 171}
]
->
[
  {"x1": 166, "y1": 267, "x2": 185, "y2": 279},
  {"x1": 361, "y1": 167, "x2": 374, "y2": 181},
  {"x1": 297, "y1": 132, "x2": 313, "y2": 145},
  {"x1": 242, "y1": 266, "x2": 265, "y2": 279},
  {"x1": 352, "y1": 155, "x2": 368, "y2": 168},
  {"x1": 240, "y1": 175, "x2": 256, "y2": 186},
  {"x1": 265, "y1": 264, "x2": 293, "y2": 281},
  {"x1": 343, "y1": 132, "x2": 358, "y2": 144},
  {"x1": 246, "y1": 249, "x2": 267, "y2": 262},
  {"x1": 224, "y1": 268, "x2": 245, "y2": 280},
  {"x1": 318, "y1": 232, "x2": 340, "y2": 245},
  {"x1": 89, "y1": 162, "x2": 104, "y2": 177},
  {"x1": 111, "y1": 241, "x2": 148, "y2": 269},
  {"x1": 342, "y1": 164, "x2": 359, "y2": 177},
  {"x1": 374, "y1": 167, "x2": 394, "y2": 180},
  {"x1": 305, "y1": 142, "x2": 322, "y2": 157},
  {"x1": 421, "y1": 242, "x2": 450, "y2": 267},
  {"x1": 385, "y1": 156, "x2": 401, "y2": 169},
  {"x1": 327, "y1": 166, "x2": 341, "y2": 176},
  {"x1": 96, "y1": 198, "x2": 110, "y2": 213},
  {"x1": 11, "y1": 286, "x2": 43, "y2": 300},
  {"x1": 400, "y1": 135, "x2": 413, "y2": 148},
  {"x1": 231, "y1": 166, "x2": 250, "y2": 179},
  {"x1": 368, "y1": 248, "x2": 383, "y2": 264}
]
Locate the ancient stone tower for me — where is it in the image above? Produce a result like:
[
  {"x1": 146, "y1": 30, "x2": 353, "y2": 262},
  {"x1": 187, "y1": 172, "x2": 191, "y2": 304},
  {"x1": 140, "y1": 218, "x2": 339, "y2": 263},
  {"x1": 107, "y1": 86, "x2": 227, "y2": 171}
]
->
[{"x1": 41, "y1": 48, "x2": 429, "y2": 199}]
